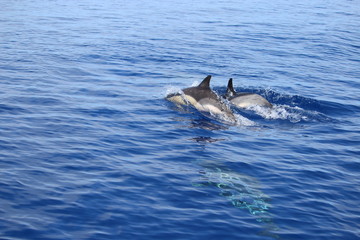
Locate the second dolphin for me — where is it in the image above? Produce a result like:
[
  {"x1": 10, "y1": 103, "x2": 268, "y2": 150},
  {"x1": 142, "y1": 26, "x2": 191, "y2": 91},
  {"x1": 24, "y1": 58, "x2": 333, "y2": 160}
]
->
[{"x1": 224, "y1": 78, "x2": 273, "y2": 108}]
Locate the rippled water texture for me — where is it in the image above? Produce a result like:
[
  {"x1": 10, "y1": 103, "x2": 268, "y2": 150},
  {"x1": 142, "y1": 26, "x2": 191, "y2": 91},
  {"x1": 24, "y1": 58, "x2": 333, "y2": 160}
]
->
[{"x1": 1, "y1": 0, "x2": 360, "y2": 239}]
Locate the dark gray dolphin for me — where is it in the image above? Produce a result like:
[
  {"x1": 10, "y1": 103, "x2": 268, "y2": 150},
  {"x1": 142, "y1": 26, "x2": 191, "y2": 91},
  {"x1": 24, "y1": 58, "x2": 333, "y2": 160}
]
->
[
  {"x1": 225, "y1": 78, "x2": 273, "y2": 108},
  {"x1": 166, "y1": 75, "x2": 236, "y2": 122}
]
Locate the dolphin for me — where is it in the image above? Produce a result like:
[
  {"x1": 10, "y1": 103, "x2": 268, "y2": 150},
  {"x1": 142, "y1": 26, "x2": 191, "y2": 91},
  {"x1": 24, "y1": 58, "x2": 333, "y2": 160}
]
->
[
  {"x1": 166, "y1": 75, "x2": 237, "y2": 122},
  {"x1": 225, "y1": 78, "x2": 273, "y2": 108}
]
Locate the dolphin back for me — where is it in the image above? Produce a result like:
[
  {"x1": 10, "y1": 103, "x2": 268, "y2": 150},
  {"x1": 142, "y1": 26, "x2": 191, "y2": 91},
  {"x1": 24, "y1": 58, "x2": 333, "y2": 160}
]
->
[
  {"x1": 226, "y1": 78, "x2": 273, "y2": 108},
  {"x1": 230, "y1": 93, "x2": 273, "y2": 108}
]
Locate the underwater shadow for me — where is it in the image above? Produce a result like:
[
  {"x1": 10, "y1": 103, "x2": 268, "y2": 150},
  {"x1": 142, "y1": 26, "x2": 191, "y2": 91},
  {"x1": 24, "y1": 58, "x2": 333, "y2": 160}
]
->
[
  {"x1": 192, "y1": 160, "x2": 280, "y2": 239},
  {"x1": 186, "y1": 135, "x2": 280, "y2": 239}
]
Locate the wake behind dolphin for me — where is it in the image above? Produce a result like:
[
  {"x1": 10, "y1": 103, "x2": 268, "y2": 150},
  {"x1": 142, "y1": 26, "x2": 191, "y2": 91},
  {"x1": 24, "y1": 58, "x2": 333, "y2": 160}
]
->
[{"x1": 166, "y1": 75, "x2": 238, "y2": 123}]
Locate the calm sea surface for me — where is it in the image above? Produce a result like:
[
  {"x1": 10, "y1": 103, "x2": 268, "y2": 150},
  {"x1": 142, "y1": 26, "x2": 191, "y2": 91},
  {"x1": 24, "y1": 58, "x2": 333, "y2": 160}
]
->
[{"x1": 1, "y1": 0, "x2": 360, "y2": 239}]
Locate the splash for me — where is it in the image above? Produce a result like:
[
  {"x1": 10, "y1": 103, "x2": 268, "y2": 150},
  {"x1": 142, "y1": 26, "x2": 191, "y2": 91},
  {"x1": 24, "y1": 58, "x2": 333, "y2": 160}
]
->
[
  {"x1": 245, "y1": 104, "x2": 331, "y2": 123},
  {"x1": 234, "y1": 113, "x2": 256, "y2": 126},
  {"x1": 246, "y1": 105, "x2": 304, "y2": 122},
  {"x1": 165, "y1": 86, "x2": 182, "y2": 96}
]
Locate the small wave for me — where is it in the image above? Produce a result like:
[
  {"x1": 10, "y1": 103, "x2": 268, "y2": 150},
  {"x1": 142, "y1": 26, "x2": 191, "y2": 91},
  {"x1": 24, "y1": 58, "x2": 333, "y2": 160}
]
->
[
  {"x1": 254, "y1": 89, "x2": 354, "y2": 118},
  {"x1": 75, "y1": 107, "x2": 125, "y2": 118},
  {"x1": 0, "y1": 104, "x2": 29, "y2": 115},
  {"x1": 190, "y1": 137, "x2": 225, "y2": 143},
  {"x1": 7, "y1": 96, "x2": 66, "y2": 106}
]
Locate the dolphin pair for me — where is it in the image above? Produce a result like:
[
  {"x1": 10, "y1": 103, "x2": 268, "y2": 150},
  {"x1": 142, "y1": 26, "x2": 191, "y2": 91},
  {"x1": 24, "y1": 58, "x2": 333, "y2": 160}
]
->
[{"x1": 166, "y1": 75, "x2": 272, "y2": 122}]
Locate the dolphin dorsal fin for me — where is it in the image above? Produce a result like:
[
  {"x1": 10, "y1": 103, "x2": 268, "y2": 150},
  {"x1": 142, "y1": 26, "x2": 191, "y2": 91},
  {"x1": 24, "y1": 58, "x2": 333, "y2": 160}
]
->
[
  {"x1": 227, "y1": 78, "x2": 236, "y2": 96},
  {"x1": 198, "y1": 75, "x2": 211, "y2": 88}
]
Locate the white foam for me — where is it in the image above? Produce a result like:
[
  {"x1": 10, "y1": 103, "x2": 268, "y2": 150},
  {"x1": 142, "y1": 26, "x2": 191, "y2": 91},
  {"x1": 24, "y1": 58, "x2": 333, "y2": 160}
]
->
[
  {"x1": 234, "y1": 113, "x2": 256, "y2": 126},
  {"x1": 165, "y1": 86, "x2": 182, "y2": 96},
  {"x1": 205, "y1": 101, "x2": 256, "y2": 127},
  {"x1": 247, "y1": 105, "x2": 305, "y2": 123},
  {"x1": 209, "y1": 111, "x2": 256, "y2": 126}
]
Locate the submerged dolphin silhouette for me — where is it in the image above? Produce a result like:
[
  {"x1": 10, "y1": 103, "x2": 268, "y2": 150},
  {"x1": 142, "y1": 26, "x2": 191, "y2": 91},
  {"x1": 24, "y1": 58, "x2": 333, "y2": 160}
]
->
[
  {"x1": 225, "y1": 78, "x2": 273, "y2": 108},
  {"x1": 166, "y1": 75, "x2": 236, "y2": 122}
]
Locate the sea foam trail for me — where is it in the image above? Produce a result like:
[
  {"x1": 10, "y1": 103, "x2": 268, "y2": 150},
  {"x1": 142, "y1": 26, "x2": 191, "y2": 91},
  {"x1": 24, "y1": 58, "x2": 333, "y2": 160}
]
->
[
  {"x1": 244, "y1": 104, "x2": 332, "y2": 123},
  {"x1": 247, "y1": 105, "x2": 304, "y2": 122}
]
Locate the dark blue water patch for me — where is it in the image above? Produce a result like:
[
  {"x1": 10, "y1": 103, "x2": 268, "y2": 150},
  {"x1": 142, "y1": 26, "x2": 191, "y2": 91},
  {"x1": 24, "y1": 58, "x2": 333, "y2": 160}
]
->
[
  {"x1": 0, "y1": 62, "x2": 39, "y2": 74},
  {"x1": 0, "y1": 103, "x2": 30, "y2": 114},
  {"x1": 107, "y1": 69, "x2": 142, "y2": 77},
  {"x1": 108, "y1": 68, "x2": 168, "y2": 78},
  {"x1": 339, "y1": 161, "x2": 360, "y2": 176},
  {"x1": 74, "y1": 107, "x2": 126, "y2": 118},
  {"x1": 190, "y1": 136, "x2": 226, "y2": 144},
  {"x1": 0, "y1": 139, "x2": 19, "y2": 151},
  {"x1": 73, "y1": 88, "x2": 121, "y2": 98},
  {"x1": 5, "y1": 96, "x2": 66, "y2": 107},
  {"x1": 3, "y1": 229, "x2": 45, "y2": 240}
]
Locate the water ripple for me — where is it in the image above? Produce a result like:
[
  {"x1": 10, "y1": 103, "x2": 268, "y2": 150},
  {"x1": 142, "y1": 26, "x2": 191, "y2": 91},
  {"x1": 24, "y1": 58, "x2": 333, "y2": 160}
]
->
[{"x1": 1, "y1": 1, "x2": 359, "y2": 240}]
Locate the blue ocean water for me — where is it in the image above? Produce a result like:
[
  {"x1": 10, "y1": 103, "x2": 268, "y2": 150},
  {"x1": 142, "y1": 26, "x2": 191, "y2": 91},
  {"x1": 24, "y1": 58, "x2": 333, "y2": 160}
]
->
[{"x1": 1, "y1": 0, "x2": 360, "y2": 239}]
